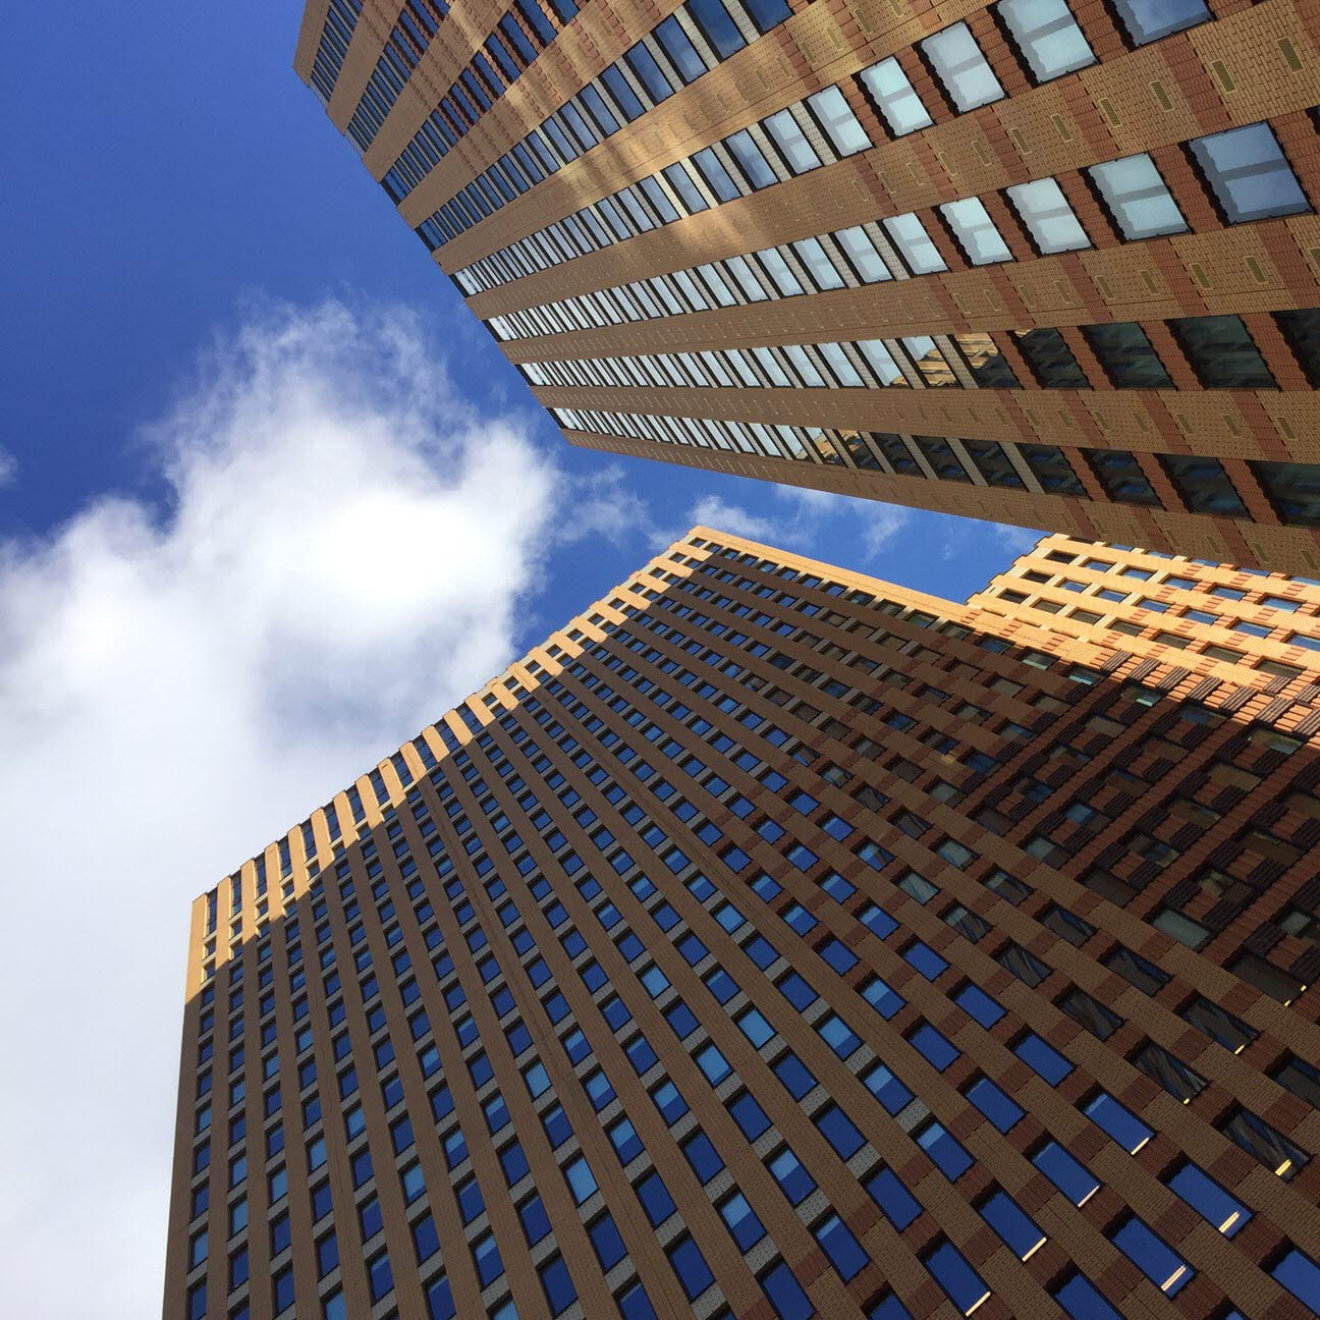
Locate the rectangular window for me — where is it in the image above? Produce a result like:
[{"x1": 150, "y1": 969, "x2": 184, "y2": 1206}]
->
[
  {"x1": 858, "y1": 57, "x2": 933, "y2": 136},
  {"x1": 922, "y1": 23, "x2": 1004, "y2": 111},
  {"x1": 1189, "y1": 123, "x2": 1310, "y2": 224}
]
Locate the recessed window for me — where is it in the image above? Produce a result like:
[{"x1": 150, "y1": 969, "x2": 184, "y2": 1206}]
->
[
  {"x1": 953, "y1": 333, "x2": 1019, "y2": 387},
  {"x1": 1111, "y1": 1215, "x2": 1194, "y2": 1295},
  {"x1": 1081, "y1": 322, "x2": 1173, "y2": 389},
  {"x1": 725, "y1": 129, "x2": 778, "y2": 190},
  {"x1": 1087, "y1": 152, "x2": 1187, "y2": 240},
  {"x1": 1274, "y1": 308, "x2": 1320, "y2": 385},
  {"x1": 980, "y1": 1189, "x2": 1046, "y2": 1259},
  {"x1": 1160, "y1": 455, "x2": 1248, "y2": 517},
  {"x1": 913, "y1": 434, "x2": 971, "y2": 481},
  {"x1": 808, "y1": 86, "x2": 872, "y2": 156},
  {"x1": 940, "y1": 196, "x2": 1013, "y2": 264},
  {"x1": 883, "y1": 212, "x2": 948, "y2": 274},
  {"x1": 858, "y1": 56, "x2": 933, "y2": 136},
  {"x1": 833, "y1": 226, "x2": 891, "y2": 282},
  {"x1": 1251, "y1": 461, "x2": 1320, "y2": 527},
  {"x1": 922, "y1": 22, "x2": 1005, "y2": 111},
  {"x1": 1168, "y1": 314, "x2": 1275, "y2": 389},
  {"x1": 1084, "y1": 449, "x2": 1161, "y2": 507},
  {"x1": 997, "y1": 0, "x2": 1095, "y2": 80},
  {"x1": 1013, "y1": 329, "x2": 1089, "y2": 389},
  {"x1": 763, "y1": 110, "x2": 821, "y2": 174},
  {"x1": 1006, "y1": 177, "x2": 1090, "y2": 253},
  {"x1": 1189, "y1": 123, "x2": 1310, "y2": 224},
  {"x1": 964, "y1": 438, "x2": 1025, "y2": 488},
  {"x1": 1111, "y1": 0, "x2": 1210, "y2": 43}
]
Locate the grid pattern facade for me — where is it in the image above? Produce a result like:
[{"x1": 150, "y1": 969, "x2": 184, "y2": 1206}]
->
[
  {"x1": 296, "y1": 0, "x2": 1320, "y2": 574},
  {"x1": 166, "y1": 527, "x2": 1320, "y2": 1320}
]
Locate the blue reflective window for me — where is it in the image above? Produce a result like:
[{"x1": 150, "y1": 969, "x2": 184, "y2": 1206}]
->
[
  {"x1": 954, "y1": 983, "x2": 1004, "y2": 1027},
  {"x1": 761, "y1": 1261, "x2": 814, "y2": 1320},
  {"x1": 1054, "y1": 1272, "x2": 1123, "y2": 1320},
  {"x1": 540, "y1": 1255, "x2": 578, "y2": 1315},
  {"x1": 815, "y1": 1103, "x2": 865, "y2": 1158},
  {"x1": 588, "y1": 1212, "x2": 626, "y2": 1269},
  {"x1": 1032, "y1": 1142, "x2": 1099, "y2": 1206},
  {"x1": 862, "y1": 1061, "x2": 913, "y2": 1115},
  {"x1": 814, "y1": 1213, "x2": 869, "y2": 1281},
  {"x1": 667, "y1": 1234, "x2": 714, "y2": 1300},
  {"x1": 636, "y1": 1170, "x2": 676, "y2": 1225},
  {"x1": 925, "y1": 1242, "x2": 991, "y2": 1316},
  {"x1": 1273, "y1": 1249, "x2": 1320, "y2": 1312},
  {"x1": 980, "y1": 1190, "x2": 1046, "y2": 1260},
  {"x1": 918, "y1": 1121, "x2": 973, "y2": 1180},
  {"x1": 903, "y1": 942, "x2": 947, "y2": 979},
  {"x1": 1083, "y1": 1092, "x2": 1152, "y2": 1153},
  {"x1": 1014, "y1": 1033, "x2": 1072, "y2": 1084},
  {"x1": 1111, "y1": 1216, "x2": 1193, "y2": 1295},
  {"x1": 966, "y1": 1077, "x2": 1023, "y2": 1132},
  {"x1": 718, "y1": 1190, "x2": 766, "y2": 1249},
  {"x1": 866, "y1": 1166, "x2": 922, "y2": 1229},
  {"x1": 910, "y1": 1024, "x2": 959, "y2": 1070},
  {"x1": 768, "y1": 1147, "x2": 816, "y2": 1204},
  {"x1": 1166, "y1": 1161, "x2": 1250, "y2": 1237}
]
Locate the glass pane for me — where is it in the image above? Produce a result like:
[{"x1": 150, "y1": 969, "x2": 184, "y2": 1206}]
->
[
  {"x1": 1189, "y1": 123, "x2": 1310, "y2": 224},
  {"x1": 859, "y1": 56, "x2": 933, "y2": 135},
  {"x1": 998, "y1": 0, "x2": 1095, "y2": 79},
  {"x1": 1088, "y1": 153, "x2": 1187, "y2": 239},
  {"x1": 940, "y1": 197, "x2": 1013, "y2": 264},
  {"x1": 1007, "y1": 177, "x2": 1090, "y2": 253},
  {"x1": 922, "y1": 22, "x2": 1005, "y2": 111}
]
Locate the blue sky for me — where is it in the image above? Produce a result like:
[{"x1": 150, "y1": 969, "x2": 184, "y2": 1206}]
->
[{"x1": 0, "y1": 4, "x2": 1037, "y2": 1315}]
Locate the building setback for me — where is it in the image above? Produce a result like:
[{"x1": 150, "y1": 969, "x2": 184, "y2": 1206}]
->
[
  {"x1": 294, "y1": 0, "x2": 1320, "y2": 574},
  {"x1": 165, "y1": 527, "x2": 1320, "y2": 1320}
]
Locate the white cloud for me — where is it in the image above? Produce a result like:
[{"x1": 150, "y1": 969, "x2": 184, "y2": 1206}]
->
[
  {"x1": 688, "y1": 494, "x2": 776, "y2": 542},
  {"x1": 0, "y1": 449, "x2": 16, "y2": 486},
  {"x1": 0, "y1": 301, "x2": 568, "y2": 1319}
]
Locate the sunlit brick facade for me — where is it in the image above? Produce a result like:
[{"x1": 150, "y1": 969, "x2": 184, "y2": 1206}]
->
[
  {"x1": 166, "y1": 527, "x2": 1320, "y2": 1320},
  {"x1": 296, "y1": 0, "x2": 1320, "y2": 573}
]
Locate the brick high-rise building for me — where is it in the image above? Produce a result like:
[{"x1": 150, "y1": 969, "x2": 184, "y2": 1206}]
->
[
  {"x1": 166, "y1": 527, "x2": 1320, "y2": 1320},
  {"x1": 294, "y1": 0, "x2": 1320, "y2": 574}
]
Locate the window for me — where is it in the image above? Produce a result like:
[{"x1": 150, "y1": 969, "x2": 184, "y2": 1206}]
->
[
  {"x1": 540, "y1": 1255, "x2": 577, "y2": 1315},
  {"x1": 1273, "y1": 1249, "x2": 1320, "y2": 1312},
  {"x1": 1168, "y1": 315, "x2": 1275, "y2": 389},
  {"x1": 1166, "y1": 1161, "x2": 1250, "y2": 1237},
  {"x1": 924, "y1": 1241, "x2": 991, "y2": 1316},
  {"x1": 1081, "y1": 322, "x2": 1172, "y2": 389},
  {"x1": 1189, "y1": 123, "x2": 1310, "y2": 224},
  {"x1": 980, "y1": 1190, "x2": 1045, "y2": 1260},
  {"x1": 718, "y1": 1191, "x2": 767, "y2": 1249},
  {"x1": 1111, "y1": 1216, "x2": 1193, "y2": 1295},
  {"x1": 997, "y1": 0, "x2": 1094, "y2": 80},
  {"x1": 761, "y1": 1261, "x2": 814, "y2": 1320},
  {"x1": 883, "y1": 213, "x2": 948, "y2": 274},
  {"x1": 1132, "y1": 1041, "x2": 1205, "y2": 1102},
  {"x1": 917, "y1": 1120, "x2": 973, "y2": 1179},
  {"x1": 1252, "y1": 461, "x2": 1320, "y2": 527},
  {"x1": 767, "y1": 1146, "x2": 816, "y2": 1204},
  {"x1": 273, "y1": 1265, "x2": 295, "y2": 1313},
  {"x1": 814, "y1": 1213, "x2": 869, "y2": 1281},
  {"x1": 966, "y1": 1077, "x2": 1023, "y2": 1132},
  {"x1": 867, "y1": 1166, "x2": 922, "y2": 1229},
  {"x1": 667, "y1": 1234, "x2": 714, "y2": 1300},
  {"x1": 940, "y1": 197, "x2": 1013, "y2": 265},
  {"x1": 1112, "y1": 0, "x2": 1209, "y2": 42},
  {"x1": 1012, "y1": 330, "x2": 1088, "y2": 390},
  {"x1": 1087, "y1": 153, "x2": 1187, "y2": 240},
  {"x1": 922, "y1": 23, "x2": 1004, "y2": 111},
  {"x1": 1007, "y1": 178, "x2": 1089, "y2": 253},
  {"x1": 858, "y1": 57, "x2": 933, "y2": 136},
  {"x1": 1032, "y1": 1141, "x2": 1099, "y2": 1205},
  {"x1": 1275, "y1": 308, "x2": 1320, "y2": 385},
  {"x1": 1161, "y1": 455, "x2": 1248, "y2": 516},
  {"x1": 1085, "y1": 449, "x2": 1161, "y2": 506},
  {"x1": 808, "y1": 87, "x2": 871, "y2": 156},
  {"x1": 1083, "y1": 1092, "x2": 1151, "y2": 1153},
  {"x1": 764, "y1": 110, "x2": 821, "y2": 174},
  {"x1": 1053, "y1": 1272, "x2": 1123, "y2": 1320}
]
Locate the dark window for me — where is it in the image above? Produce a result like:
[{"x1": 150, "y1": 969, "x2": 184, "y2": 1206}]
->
[
  {"x1": 912, "y1": 435, "x2": 971, "y2": 481},
  {"x1": 964, "y1": 438, "x2": 1025, "y2": 488},
  {"x1": 1167, "y1": 315, "x2": 1275, "y2": 389},
  {"x1": 1275, "y1": 308, "x2": 1320, "y2": 385},
  {"x1": 1159, "y1": 455, "x2": 1248, "y2": 516},
  {"x1": 1083, "y1": 449, "x2": 1162, "y2": 506},
  {"x1": 954, "y1": 332, "x2": 1019, "y2": 387},
  {"x1": 873, "y1": 432, "x2": 922, "y2": 475},
  {"x1": 1019, "y1": 443, "x2": 1085, "y2": 494},
  {"x1": 1251, "y1": 461, "x2": 1320, "y2": 527},
  {"x1": 1081, "y1": 322, "x2": 1173, "y2": 389},
  {"x1": 1013, "y1": 328, "x2": 1089, "y2": 388}
]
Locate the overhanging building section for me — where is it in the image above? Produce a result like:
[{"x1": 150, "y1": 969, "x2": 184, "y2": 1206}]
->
[{"x1": 297, "y1": 0, "x2": 1320, "y2": 573}]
